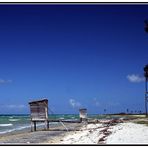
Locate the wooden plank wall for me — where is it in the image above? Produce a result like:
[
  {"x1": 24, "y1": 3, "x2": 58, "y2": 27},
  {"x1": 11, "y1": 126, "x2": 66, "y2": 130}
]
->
[{"x1": 30, "y1": 102, "x2": 48, "y2": 120}]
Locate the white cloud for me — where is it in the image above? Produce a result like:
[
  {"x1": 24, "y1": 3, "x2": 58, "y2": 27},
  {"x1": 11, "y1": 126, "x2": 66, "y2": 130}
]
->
[
  {"x1": 69, "y1": 99, "x2": 81, "y2": 109},
  {"x1": 4, "y1": 104, "x2": 26, "y2": 109},
  {"x1": 127, "y1": 74, "x2": 145, "y2": 83},
  {"x1": 0, "y1": 79, "x2": 12, "y2": 84},
  {"x1": 93, "y1": 98, "x2": 100, "y2": 107}
]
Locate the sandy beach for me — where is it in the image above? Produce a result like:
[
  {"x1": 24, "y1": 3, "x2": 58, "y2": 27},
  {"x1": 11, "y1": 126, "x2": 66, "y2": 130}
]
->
[
  {"x1": 106, "y1": 122, "x2": 148, "y2": 144},
  {"x1": 52, "y1": 117, "x2": 148, "y2": 144},
  {"x1": 0, "y1": 117, "x2": 148, "y2": 144}
]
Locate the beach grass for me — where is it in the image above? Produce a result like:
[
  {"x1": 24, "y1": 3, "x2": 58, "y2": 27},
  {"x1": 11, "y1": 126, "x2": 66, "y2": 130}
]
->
[{"x1": 134, "y1": 120, "x2": 148, "y2": 126}]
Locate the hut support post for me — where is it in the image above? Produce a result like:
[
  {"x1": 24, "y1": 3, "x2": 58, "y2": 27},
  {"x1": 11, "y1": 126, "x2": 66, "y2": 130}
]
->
[
  {"x1": 33, "y1": 121, "x2": 36, "y2": 131},
  {"x1": 47, "y1": 121, "x2": 49, "y2": 129},
  {"x1": 45, "y1": 120, "x2": 49, "y2": 130},
  {"x1": 31, "y1": 121, "x2": 33, "y2": 132}
]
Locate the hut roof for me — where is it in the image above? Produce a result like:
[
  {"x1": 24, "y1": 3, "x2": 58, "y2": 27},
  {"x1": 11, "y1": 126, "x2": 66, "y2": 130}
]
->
[
  {"x1": 29, "y1": 99, "x2": 48, "y2": 104},
  {"x1": 79, "y1": 108, "x2": 87, "y2": 111}
]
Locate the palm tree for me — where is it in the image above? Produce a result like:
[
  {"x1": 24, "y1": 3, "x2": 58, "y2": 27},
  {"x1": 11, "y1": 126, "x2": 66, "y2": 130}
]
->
[
  {"x1": 104, "y1": 109, "x2": 106, "y2": 114},
  {"x1": 126, "y1": 109, "x2": 129, "y2": 114},
  {"x1": 139, "y1": 110, "x2": 142, "y2": 114}
]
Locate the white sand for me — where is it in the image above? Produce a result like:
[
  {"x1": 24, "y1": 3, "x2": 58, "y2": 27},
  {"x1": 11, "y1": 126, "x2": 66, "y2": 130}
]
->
[
  {"x1": 106, "y1": 122, "x2": 148, "y2": 144},
  {"x1": 56, "y1": 122, "x2": 148, "y2": 144},
  {"x1": 58, "y1": 123, "x2": 104, "y2": 144}
]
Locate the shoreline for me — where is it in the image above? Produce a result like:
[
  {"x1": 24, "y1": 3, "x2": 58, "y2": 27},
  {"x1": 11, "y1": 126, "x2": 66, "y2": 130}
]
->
[
  {"x1": 0, "y1": 117, "x2": 148, "y2": 144},
  {"x1": 0, "y1": 122, "x2": 83, "y2": 144}
]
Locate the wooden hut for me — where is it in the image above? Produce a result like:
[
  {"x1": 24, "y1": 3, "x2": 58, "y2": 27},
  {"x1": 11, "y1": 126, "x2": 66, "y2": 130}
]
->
[
  {"x1": 79, "y1": 108, "x2": 87, "y2": 122},
  {"x1": 29, "y1": 99, "x2": 49, "y2": 131}
]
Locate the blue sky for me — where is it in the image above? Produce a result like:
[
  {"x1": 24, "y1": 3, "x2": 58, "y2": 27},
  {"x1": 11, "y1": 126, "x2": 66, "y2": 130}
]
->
[{"x1": 0, "y1": 4, "x2": 148, "y2": 114}]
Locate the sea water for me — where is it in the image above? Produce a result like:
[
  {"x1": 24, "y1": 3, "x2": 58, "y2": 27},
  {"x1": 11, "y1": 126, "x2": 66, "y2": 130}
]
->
[
  {"x1": 0, "y1": 114, "x2": 80, "y2": 135},
  {"x1": 0, "y1": 114, "x2": 111, "y2": 135},
  {"x1": 0, "y1": 115, "x2": 30, "y2": 134}
]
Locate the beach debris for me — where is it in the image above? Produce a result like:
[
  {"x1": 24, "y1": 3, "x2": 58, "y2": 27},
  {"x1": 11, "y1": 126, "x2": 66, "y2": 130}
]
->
[
  {"x1": 89, "y1": 130, "x2": 93, "y2": 133},
  {"x1": 98, "y1": 135, "x2": 106, "y2": 143},
  {"x1": 99, "y1": 119, "x2": 123, "y2": 127},
  {"x1": 97, "y1": 119, "x2": 123, "y2": 144},
  {"x1": 100, "y1": 128, "x2": 108, "y2": 133},
  {"x1": 98, "y1": 127, "x2": 112, "y2": 144}
]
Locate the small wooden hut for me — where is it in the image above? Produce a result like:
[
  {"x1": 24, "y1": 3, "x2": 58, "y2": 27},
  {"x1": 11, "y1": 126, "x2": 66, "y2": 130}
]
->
[
  {"x1": 79, "y1": 108, "x2": 87, "y2": 122},
  {"x1": 29, "y1": 99, "x2": 49, "y2": 131}
]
